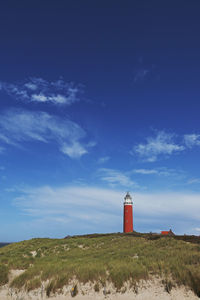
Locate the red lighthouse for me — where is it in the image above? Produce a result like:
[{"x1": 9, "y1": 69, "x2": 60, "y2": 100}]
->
[{"x1": 123, "y1": 192, "x2": 133, "y2": 233}]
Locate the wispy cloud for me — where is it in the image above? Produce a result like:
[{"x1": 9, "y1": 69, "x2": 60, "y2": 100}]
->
[
  {"x1": 132, "y1": 169, "x2": 158, "y2": 175},
  {"x1": 11, "y1": 184, "x2": 200, "y2": 235},
  {"x1": 97, "y1": 156, "x2": 110, "y2": 164},
  {"x1": 98, "y1": 168, "x2": 139, "y2": 188},
  {"x1": 133, "y1": 68, "x2": 150, "y2": 82},
  {"x1": 131, "y1": 131, "x2": 184, "y2": 162},
  {"x1": 184, "y1": 134, "x2": 200, "y2": 148},
  {"x1": 132, "y1": 131, "x2": 200, "y2": 162},
  {"x1": 0, "y1": 78, "x2": 82, "y2": 105},
  {"x1": 0, "y1": 109, "x2": 94, "y2": 158},
  {"x1": 187, "y1": 178, "x2": 200, "y2": 185},
  {"x1": 61, "y1": 142, "x2": 88, "y2": 159},
  {"x1": 13, "y1": 186, "x2": 123, "y2": 235},
  {"x1": 133, "y1": 58, "x2": 157, "y2": 83},
  {"x1": 132, "y1": 167, "x2": 185, "y2": 178}
]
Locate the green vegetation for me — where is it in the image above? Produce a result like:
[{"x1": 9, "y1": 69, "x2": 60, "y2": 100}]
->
[
  {"x1": 0, "y1": 233, "x2": 200, "y2": 296},
  {"x1": 0, "y1": 264, "x2": 9, "y2": 286}
]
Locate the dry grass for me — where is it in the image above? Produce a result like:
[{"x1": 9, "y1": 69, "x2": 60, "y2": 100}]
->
[
  {"x1": 0, "y1": 234, "x2": 200, "y2": 296},
  {"x1": 0, "y1": 264, "x2": 9, "y2": 286}
]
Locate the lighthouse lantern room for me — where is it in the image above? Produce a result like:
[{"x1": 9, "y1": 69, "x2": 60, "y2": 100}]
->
[{"x1": 123, "y1": 192, "x2": 133, "y2": 233}]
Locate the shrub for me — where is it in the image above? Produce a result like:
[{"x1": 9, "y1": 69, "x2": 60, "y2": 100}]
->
[
  {"x1": 162, "y1": 279, "x2": 173, "y2": 293},
  {"x1": 25, "y1": 277, "x2": 41, "y2": 291},
  {"x1": 94, "y1": 282, "x2": 100, "y2": 292}
]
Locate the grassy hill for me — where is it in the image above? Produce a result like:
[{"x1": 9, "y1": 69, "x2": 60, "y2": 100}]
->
[{"x1": 0, "y1": 232, "x2": 200, "y2": 297}]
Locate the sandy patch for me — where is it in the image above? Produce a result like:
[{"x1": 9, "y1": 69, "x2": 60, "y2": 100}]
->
[
  {"x1": 8, "y1": 269, "x2": 25, "y2": 282},
  {"x1": 0, "y1": 277, "x2": 198, "y2": 300},
  {"x1": 30, "y1": 251, "x2": 37, "y2": 257}
]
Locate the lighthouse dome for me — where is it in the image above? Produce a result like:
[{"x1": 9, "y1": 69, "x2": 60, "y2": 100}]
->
[{"x1": 124, "y1": 192, "x2": 133, "y2": 204}]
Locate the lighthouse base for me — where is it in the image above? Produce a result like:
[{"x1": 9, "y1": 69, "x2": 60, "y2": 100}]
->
[{"x1": 123, "y1": 204, "x2": 133, "y2": 233}]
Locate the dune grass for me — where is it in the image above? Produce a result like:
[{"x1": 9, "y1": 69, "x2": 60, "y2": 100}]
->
[
  {"x1": 0, "y1": 264, "x2": 9, "y2": 286},
  {"x1": 0, "y1": 234, "x2": 200, "y2": 296}
]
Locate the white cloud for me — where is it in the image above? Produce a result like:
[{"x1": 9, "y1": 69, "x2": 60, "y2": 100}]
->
[
  {"x1": 61, "y1": 142, "x2": 88, "y2": 158},
  {"x1": 97, "y1": 156, "x2": 110, "y2": 164},
  {"x1": 133, "y1": 169, "x2": 158, "y2": 175},
  {"x1": 0, "y1": 109, "x2": 94, "y2": 159},
  {"x1": 187, "y1": 178, "x2": 200, "y2": 185},
  {"x1": 0, "y1": 78, "x2": 81, "y2": 105},
  {"x1": 31, "y1": 93, "x2": 48, "y2": 102},
  {"x1": 24, "y1": 83, "x2": 37, "y2": 90},
  {"x1": 184, "y1": 134, "x2": 200, "y2": 148},
  {"x1": 132, "y1": 167, "x2": 185, "y2": 178},
  {"x1": 12, "y1": 185, "x2": 200, "y2": 235},
  {"x1": 132, "y1": 131, "x2": 185, "y2": 162},
  {"x1": 13, "y1": 186, "x2": 123, "y2": 234},
  {"x1": 98, "y1": 168, "x2": 139, "y2": 188},
  {"x1": 31, "y1": 93, "x2": 75, "y2": 104},
  {"x1": 134, "y1": 192, "x2": 200, "y2": 221}
]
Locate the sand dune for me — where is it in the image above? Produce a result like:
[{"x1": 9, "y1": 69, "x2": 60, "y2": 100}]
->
[{"x1": 0, "y1": 277, "x2": 198, "y2": 300}]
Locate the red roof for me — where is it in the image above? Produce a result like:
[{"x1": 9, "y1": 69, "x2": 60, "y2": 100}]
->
[
  {"x1": 161, "y1": 230, "x2": 174, "y2": 236},
  {"x1": 161, "y1": 231, "x2": 170, "y2": 235}
]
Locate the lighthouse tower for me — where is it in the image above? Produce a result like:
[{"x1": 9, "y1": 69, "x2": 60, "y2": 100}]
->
[{"x1": 123, "y1": 192, "x2": 133, "y2": 233}]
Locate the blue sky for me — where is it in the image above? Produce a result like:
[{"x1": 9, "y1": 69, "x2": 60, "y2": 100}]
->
[{"x1": 0, "y1": 1, "x2": 200, "y2": 241}]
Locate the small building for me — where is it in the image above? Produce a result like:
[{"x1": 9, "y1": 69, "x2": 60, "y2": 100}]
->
[{"x1": 161, "y1": 229, "x2": 175, "y2": 236}]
